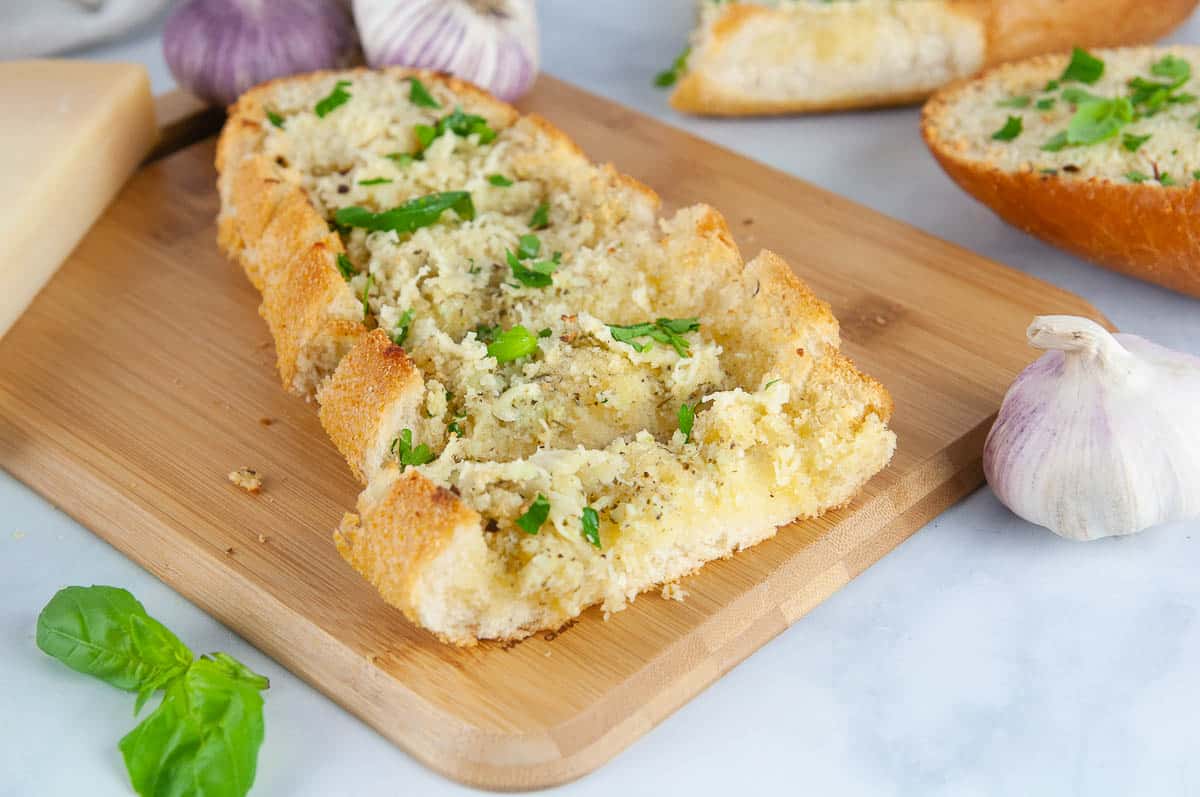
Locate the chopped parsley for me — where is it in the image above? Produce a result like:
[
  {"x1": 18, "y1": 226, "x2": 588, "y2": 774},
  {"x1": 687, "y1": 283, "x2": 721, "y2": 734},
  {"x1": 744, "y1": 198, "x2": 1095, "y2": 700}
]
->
[
  {"x1": 517, "y1": 233, "x2": 541, "y2": 259},
  {"x1": 507, "y1": 235, "x2": 561, "y2": 289},
  {"x1": 390, "y1": 309, "x2": 414, "y2": 347},
  {"x1": 488, "y1": 174, "x2": 513, "y2": 186},
  {"x1": 516, "y1": 494, "x2": 550, "y2": 535},
  {"x1": 334, "y1": 191, "x2": 475, "y2": 234},
  {"x1": 472, "y1": 323, "x2": 500, "y2": 343},
  {"x1": 580, "y1": 507, "x2": 601, "y2": 549},
  {"x1": 486, "y1": 325, "x2": 539, "y2": 362},
  {"x1": 315, "y1": 80, "x2": 352, "y2": 118},
  {"x1": 408, "y1": 77, "x2": 442, "y2": 109},
  {"x1": 1066, "y1": 97, "x2": 1132, "y2": 145},
  {"x1": 991, "y1": 115, "x2": 1023, "y2": 141},
  {"x1": 1043, "y1": 79, "x2": 1061, "y2": 92},
  {"x1": 1126, "y1": 171, "x2": 1150, "y2": 183},
  {"x1": 265, "y1": 110, "x2": 285, "y2": 128},
  {"x1": 678, "y1": 402, "x2": 695, "y2": 443},
  {"x1": 1041, "y1": 131, "x2": 1069, "y2": 152},
  {"x1": 1036, "y1": 98, "x2": 1056, "y2": 111},
  {"x1": 996, "y1": 95, "x2": 1030, "y2": 109},
  {"x1": 391, "y1": 428, "x2": 433, "y2": 470},
  {"x1": 529, "y1": 201, "x2": 550, "y2": 229},
  {"x1": 1121, "y1": 132, "x2": 1151, "y2": 152},
  {"x1": 360, "y1": 273, "x2": 373, "y2": 321},
  {"x1": 335, "y1": 253, "x2": 357, "y2": 280},
  {"x1": 386, "y1": 152, "x2": 415, "y2": 167},
  {"x1": 538, "y1": 327, "x2": 552, "y2": 338},
  {"x1": 413, "y1": 107, "x2": 498, "y2": 154},
  {"x1": 654, "y1": 45, "x2": 691, "y2": 88},
  {"x1": 1160, "y1": 172, "x2": 1177, "y2": 186},
  {"x1": 764, "y1": 378, "x2": 780, "y2": 389},
  {"x1": 608, "y1": 317, "x2": 700, "y2": 357},
  {"x1": 1060, "y1": 47, "x2": 1104, "y2": 84},
  {"x1": 1194, "y1": 170, "x2": 1200, "y2": 180},
  {"x1": 358, "y1": 177, "x2": 392, "y2": 185},
  {"x1": 447, "y1": 421, "x2": 463, "y2": 437},
  {"x1": 1150, "y1": 54, "x2": 1191, "y2": 84}
]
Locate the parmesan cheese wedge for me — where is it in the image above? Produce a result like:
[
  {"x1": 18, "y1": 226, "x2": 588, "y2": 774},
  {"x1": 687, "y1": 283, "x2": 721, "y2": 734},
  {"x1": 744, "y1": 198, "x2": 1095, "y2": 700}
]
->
[{"x1": 0, "y1": 60, "x2": 157, "y2": 338}]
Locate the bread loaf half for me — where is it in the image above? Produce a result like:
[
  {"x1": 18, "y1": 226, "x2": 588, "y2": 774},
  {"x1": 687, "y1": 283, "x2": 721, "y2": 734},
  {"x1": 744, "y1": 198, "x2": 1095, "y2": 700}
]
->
[
  {"x1": 216, "y1": 69, "x2": 896, "y2": 644},
  {"x1": 668, "y1": 0, "x2": 1198, "y2": 116},
  {"x1": 923, "y1": 45, "x2": 1200, "y2": 298}
]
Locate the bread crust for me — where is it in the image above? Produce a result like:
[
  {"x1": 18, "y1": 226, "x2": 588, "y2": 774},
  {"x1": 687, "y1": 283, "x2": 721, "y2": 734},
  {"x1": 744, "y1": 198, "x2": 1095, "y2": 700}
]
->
[
  {"x1": 922, "y1": 54, "x2": 1200, "y2": 298},
  {"x1": 671, "y1": 0, "x2": 1198, "y2": 116}
]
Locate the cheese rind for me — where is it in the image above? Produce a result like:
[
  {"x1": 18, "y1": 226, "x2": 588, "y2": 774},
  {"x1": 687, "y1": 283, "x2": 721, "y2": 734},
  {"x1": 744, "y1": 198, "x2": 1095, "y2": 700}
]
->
[{"x1": 0, "y1": 60, "x2": 157, "y2": 338}]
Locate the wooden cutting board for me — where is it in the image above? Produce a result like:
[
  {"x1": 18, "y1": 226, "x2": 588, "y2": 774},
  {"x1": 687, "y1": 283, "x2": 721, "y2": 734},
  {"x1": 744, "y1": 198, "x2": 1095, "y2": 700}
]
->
[{"x1": 0, "y1": 76, "x2": 1103, "y2": 790}]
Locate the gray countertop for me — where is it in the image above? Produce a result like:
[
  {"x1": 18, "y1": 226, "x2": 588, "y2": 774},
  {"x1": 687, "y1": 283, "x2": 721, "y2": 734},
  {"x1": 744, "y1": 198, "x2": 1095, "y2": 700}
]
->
[{"x1": 4, "y1": 2, "x2": 1199, "y2": 795}]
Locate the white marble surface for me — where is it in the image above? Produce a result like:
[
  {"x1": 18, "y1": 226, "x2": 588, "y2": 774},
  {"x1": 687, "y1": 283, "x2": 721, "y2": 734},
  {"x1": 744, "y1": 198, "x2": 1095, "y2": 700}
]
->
[{"x1": 3, "y1": 2, "x2": 1200, "y2": 795}]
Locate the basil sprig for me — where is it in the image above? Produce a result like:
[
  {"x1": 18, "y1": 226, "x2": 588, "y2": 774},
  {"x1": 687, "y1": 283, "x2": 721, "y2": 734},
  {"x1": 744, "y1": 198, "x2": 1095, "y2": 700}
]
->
[
  {"x1": 335, "y1": 191, "x2": 475, "y2": 234},
  {"x1": 36, "y1": 586, "x2": 269, "y2": 797}
]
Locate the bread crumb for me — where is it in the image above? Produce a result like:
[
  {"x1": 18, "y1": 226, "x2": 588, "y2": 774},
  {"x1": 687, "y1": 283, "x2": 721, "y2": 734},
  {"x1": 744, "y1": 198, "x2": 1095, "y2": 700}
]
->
[
  {"x1": 258, "y1": 417, "x2": 274, "y2": 426},
  {"x1": 224, "y1": 546, "x2": 236, "y2": 555},
  {"x1": 11, "y1": 530, "x2": 25, "y2": 541},
  {"x1": 257, "y1": 533, "x2": 269, "y2": 544},
  {"x1": 228, "y1": 467, "x2": 263, "y2": 494},
  {"x1": 661, "y1": 582, "x2": 688, "y2": 602}
]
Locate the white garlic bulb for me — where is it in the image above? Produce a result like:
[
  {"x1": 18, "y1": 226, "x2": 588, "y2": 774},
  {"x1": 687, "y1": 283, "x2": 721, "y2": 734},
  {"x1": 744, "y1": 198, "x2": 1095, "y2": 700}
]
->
[
  {"x1": 984, "y1": 315, "x2": 1200, "y2": 541},
  {"x1": 353, "y1": 0, "x2": 540, "y2": 102}
]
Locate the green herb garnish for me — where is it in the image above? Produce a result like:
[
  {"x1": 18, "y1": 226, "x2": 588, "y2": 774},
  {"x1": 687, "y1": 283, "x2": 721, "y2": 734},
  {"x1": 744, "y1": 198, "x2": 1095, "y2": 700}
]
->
[
  {"x1": 391, "y1": 309, "x2": 414, "y2": 347},
  {"x1": 678, "y1": 402, "x2": 695, "y2": 443},
  {"x1": 1160, "y1": 172, "x2": 1177, "y2": 186},
  {"x1": 486, "y1": 325, "x2": 539, "y2": 362},
  {"x1": 413, "y1": 107, "x2": 498, "y2": 154},
  {"x1": 581, "y1": 507, "x2": 601, "y2": 548},
  {"x1": 1041, "y1": 131, "x2": 1069, "y2": 152},
  {"x1": 36, "y1": 586, "x2": 268, "y2": 797},
  {"x1": 315, "y1": 80, "x2": 352, "y2": 117},
  {"x1": 391, "y1": 428, "x2": 433, "y2": 469},
  {"x1": 473, "y1": 323, "x2": 500, "y2": 343},
  {"x1": 516, "y1": 494, "x2": 550, "y2": 535},
  {"x1": 1122, "y1": 132, "x2": 1151, "y2": 152},
  {"x1": 997, "y1": 95, "x2": 1031, "y2": 109},
  {"x1": 335, "y1": 191, "x2": 475, "y2": 234},
  {"x1": 538, "y1": 327, "x2": 552, "y2": 338},
  {"x1": 991, "y1": 115, "x2": 1023, "y2": 141},
  {"x1": 608, "y1": 317, "x2": 700, "y2": 357},
  {"x1": 654, "y1": 45, "x2": 691, "y2": 88},
  {"x1": 408, "y1": 77, "x2": 442, "y2": 109},
  {"x1": 265, "y1": 110, "x2": 285, "y2": 129},
  {"x1": 361, "y1": 273, "x2": 373, "y2": 321},
  {"x1": 488, "y1": 174, "x2": 514, "y2": 186},
  {"x1": 507, "y1": 248, "x2": 561, "y2": 288},
  {"x1": 335, "y1": 253, "x2": 357, "y2": 280},
  {"x1": 386, "y1": 152, "x2": 415, "y2": 167},
  {"x1": 1044, "y1": 79, "x2": 1061, "y2": 92},
  {"x1": 1036, "y1": 98, "x2": 1056, "y2": 110},
  {"x1": 1126, "y1": 171, "x2": 1150, "y2": 183},
  {"x1": 1151, "y1": 54, "x2": 1191, "y2": 84},
  {"x1": 447, "y1": 421, "x2": 463, "y2": 437},
  {"x1": 517, "y1": 233, "x2": 541, "y2": 259},
  {"x1": 1061, "y1": 47, "x2": 1104, "y2": 84},
  {"x1": 529, "y1": 201, "x2": 550, "y2": 229},
  {"x1": 1066, "y1": 97, "x2": 1133, "y2": 145}
]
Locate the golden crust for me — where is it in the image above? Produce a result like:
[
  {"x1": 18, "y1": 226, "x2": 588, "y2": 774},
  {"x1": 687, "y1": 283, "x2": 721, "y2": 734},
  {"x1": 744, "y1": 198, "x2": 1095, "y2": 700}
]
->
[
  {"x1": 922, "y1": 57, "x2": 1200, "y2": 299},
  {"x1": 335, "y1": 469, "x2": 483, "y2": 642},
  {"x1": 317, "y1": 329, "x2": 424, "y2": 484},
  {"x1": 670, "y1": 0, "x2": 1198, "y2": 116}
]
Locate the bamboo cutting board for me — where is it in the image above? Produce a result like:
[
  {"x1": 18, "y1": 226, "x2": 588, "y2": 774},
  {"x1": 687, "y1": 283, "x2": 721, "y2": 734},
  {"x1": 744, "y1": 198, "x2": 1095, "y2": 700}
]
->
[{"x1": 0, "y1": 77, "x2": 1103, "y2": 790}]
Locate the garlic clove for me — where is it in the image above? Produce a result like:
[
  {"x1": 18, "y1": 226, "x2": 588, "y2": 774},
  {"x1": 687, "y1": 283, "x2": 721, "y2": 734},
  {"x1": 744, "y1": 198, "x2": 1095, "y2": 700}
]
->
[
  {"x1": 353, "y1": 0, "x2": 540, "y2": 102},
  {"x1": 984, "y1": 315, "x2": 1200, "y2": 541}
]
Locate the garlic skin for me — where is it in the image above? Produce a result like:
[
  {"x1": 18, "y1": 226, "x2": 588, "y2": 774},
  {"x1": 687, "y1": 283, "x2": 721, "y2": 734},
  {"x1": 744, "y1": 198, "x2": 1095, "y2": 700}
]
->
[
  {"x1": 984, "y1": 315, "x2": 1200, "y2": 541},
  {"x1": 164, "y1": 0, "x2": 359, "y2": 106},
  {"x1": 353, "y1": 0, "x2": 540, "y2": 101}
]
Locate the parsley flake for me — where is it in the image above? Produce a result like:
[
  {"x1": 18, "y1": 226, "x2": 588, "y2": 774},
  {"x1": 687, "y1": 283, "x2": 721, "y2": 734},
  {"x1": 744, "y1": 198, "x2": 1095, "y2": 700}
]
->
[
  {"x1": 265, "y1": 110, "x2": 285, "y2": 129},
  {"x1": 408, "y1": 77, "x2": 442, "y2": 109},
  {"x1": 529, "y1": 201, "x2": 550, "y2": 230},
  {"x1": 609, "y1": 318, "x2": 700, "y2": 357},
  {"x1": 488, "y1": 174, "x2": 513, "y2": 186},
  {"x1": 335, "y1": 191, "x2": 475, "y2": 234},
  {"x1": 315, "y1": 80, "x2": 352, "y2": 118},
  {"x1": 1061, "y1": 48, "x2": 1104, "y2": 84},
  {"x1": 391, "y1": 428, "x2": 433, "y2": 470},
  {"x1": 997, "y1": 95, "x2": 1031, "y2": 109},
  {"x1": 991, "y1": 115, "x2": 1023, "y2": 141},
  {"x1": 678, "y1": 403, "x2": 695, "y2": 443},
  {"x1": 654, "y1": 45, "x2": 691, "y2": 88},
  {"x1": 516, "y1": 494, "x2": 550, "y2": 535},
  {"x1": 1122, "y1": 132, "x2": 1151, "y2": 152},
  {"x1": 580, "y1": 507, "x2": 601, "y2": 549},
  {"x1": 335, "y1": 253, "x2": 357, "y2": 280},
  {"x1": 358, "y1": 177, "x2": 392, "y2": 185},
  {"x1": 390, "y1": 309, "x2": 414, "y2": 347}
]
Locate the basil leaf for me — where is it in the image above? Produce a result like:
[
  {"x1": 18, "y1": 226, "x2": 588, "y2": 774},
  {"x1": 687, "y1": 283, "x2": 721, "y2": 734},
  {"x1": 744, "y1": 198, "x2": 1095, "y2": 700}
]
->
[
  {"x1": 991, "y1": 115, "x2": 1023, "y2": 141},
  {"x1": 488, "y1": 173, "x2": 513, "y2": 186},
  {"x1": 996, "y1": 95, "x2": 1030, "y2": 108},
  {"x1": 408, "y1": 77, "x2": 442, "y2": 109},
  {"x1": 390, "y1": 428, "x2": 433, "y2": 470},
  {"x1": 334, "y1": 191, "x2": 475, "y2": 233},
  {"x1": 654, "y1": 45, "x2": 691, "y2": 88},
  {"x1": 119, "y1": 655, "x2": 267, "y2": 797},
  {"x1": 390, "y1": 308, "x2": 414, "y2": 347},
  {"x1": 36, "y1": 586, "x2": 192, "y2": 693},
  {"x1": 1122, "y1": 132, "x2": 1151, "y2": 152},
  {"x1": 678, "y1": 402, "x2": 695, "y2": 443},
  {"x1": 265, "y1": 110, "x2": 284, "y2": 129},
  {"x1": 335, "y1": 253, "x2": 356, "y2": 280},
  {"x1": 516, "y1": 494, "x2": 550, "y2": 535},
  {"x1": 315, "y1": 80, "x2": 352, "y2": 118},
  {"x1": 1066, "y1": 97, "x2": 1132, "y2": 145},
  {"x1": 581, "y1": 507, "x2": 601, "y2": 549},
  {"x1": 486, "y1": 325, "x2": 539, "y2": 362},
  {"x1": 1061, "y1": 47, "x2": 1104, "y2": 84},
  {"x1": 529, "y1": 201, "x2": 550, "y2": 230}
]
